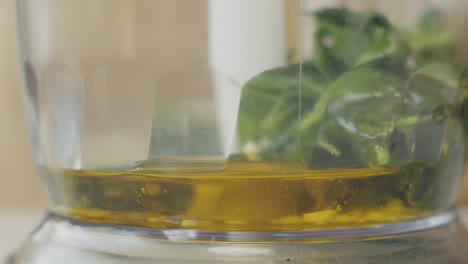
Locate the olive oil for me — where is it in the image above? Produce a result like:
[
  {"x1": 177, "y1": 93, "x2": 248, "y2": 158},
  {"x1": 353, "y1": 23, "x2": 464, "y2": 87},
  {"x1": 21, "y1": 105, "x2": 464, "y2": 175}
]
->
[{"x1": 46, "y1": 161, "x2": 447, "y2": 231}]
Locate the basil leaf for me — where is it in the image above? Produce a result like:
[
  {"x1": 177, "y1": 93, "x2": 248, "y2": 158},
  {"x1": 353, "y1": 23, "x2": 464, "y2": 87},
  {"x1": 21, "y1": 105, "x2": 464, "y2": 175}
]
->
[
  {"x1": 313, "y1": 8, "x2": 407, "y2": 78},
  {"x1": 238, "y1": 64, "x2": 328, "y2": 160},
  {"x1": 302, "y1": 65, "x2": 405, "y2": 167},
  {"x1": 405, "y1": 9, "x2": 456, "y2": 65}
]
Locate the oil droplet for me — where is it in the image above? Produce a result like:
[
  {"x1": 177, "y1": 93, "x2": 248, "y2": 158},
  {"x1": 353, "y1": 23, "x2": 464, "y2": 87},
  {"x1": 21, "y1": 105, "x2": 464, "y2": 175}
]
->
[{"x1": 145, "y1": 184, "x2": 161, "y2": 195}]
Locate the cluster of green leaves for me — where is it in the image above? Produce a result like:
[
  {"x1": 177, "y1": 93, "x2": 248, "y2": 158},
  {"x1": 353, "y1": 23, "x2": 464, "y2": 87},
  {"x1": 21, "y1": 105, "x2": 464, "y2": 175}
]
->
[{"x1": 237, "y1": 8, "x2": 463, "y2": 169}]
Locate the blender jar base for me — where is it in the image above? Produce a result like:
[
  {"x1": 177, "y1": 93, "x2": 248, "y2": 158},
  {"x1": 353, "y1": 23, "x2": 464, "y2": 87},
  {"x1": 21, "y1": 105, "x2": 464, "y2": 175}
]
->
[{"x1": 8, "y1": 210, "x2": 468, "y2": 264}]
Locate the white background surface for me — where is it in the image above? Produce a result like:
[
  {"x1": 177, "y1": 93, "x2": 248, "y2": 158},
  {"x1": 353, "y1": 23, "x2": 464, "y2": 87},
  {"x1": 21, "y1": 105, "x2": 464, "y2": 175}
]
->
[{"x1": 0, "y1": 208, "x2": 467, "y2": 260}]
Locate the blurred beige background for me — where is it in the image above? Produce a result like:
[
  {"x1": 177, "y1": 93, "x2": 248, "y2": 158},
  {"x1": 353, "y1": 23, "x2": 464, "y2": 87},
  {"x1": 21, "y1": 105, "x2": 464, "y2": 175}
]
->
[
  {"x1": 1, "y1": 0, "x2": 468, "y2": 209},
  {"x1": 0, "y1": 0, "x2": 44, "y2": 208}
]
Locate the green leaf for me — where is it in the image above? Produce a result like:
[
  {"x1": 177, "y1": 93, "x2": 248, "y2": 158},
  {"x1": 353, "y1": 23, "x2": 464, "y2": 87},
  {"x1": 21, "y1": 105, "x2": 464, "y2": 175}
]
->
[
  {"x1": 312, "y1": 9, "x2": 407, "y2": 78},
  {"x1": 237, "y1": 64, "x2": 328, "y2": 160},
  {"x1": 300, "y1": 64, "x2": 405, "y2": 167},
  {"x1": 301, "y1": 61, "x2": 457, "y2": 168},
  {"x1": 405, "y1": 9, "x2": 456, "y2": 64},
  {"x1": 301, "y1": 64, "x2": 404, "y2": 131},
  {"x1": 403, "y1": 63, "x2": 459, "y2": 116},
  {"x1": 236, "y1": 7, "x2": 461, "y2": 171}
]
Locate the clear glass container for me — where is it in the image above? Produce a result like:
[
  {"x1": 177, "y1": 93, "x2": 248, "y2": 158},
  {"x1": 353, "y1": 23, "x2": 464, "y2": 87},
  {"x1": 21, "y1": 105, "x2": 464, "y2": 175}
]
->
[{"x1": 10, "y1": 0, "x2": 468, "y2": 263}]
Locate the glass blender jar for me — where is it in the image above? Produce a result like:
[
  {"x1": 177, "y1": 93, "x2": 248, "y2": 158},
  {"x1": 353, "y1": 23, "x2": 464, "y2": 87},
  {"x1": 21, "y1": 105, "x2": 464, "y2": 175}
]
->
[{"x1": 10, "y1": 0, "x2": 468, "y2": 263}]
